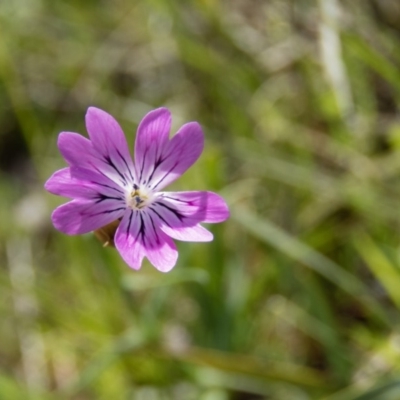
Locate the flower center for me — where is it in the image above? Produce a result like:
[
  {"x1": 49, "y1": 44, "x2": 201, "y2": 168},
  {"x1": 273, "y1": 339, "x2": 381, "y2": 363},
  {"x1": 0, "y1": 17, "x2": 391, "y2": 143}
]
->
[{"x1": 127, "y1": 184, "x2": 153, "y2": 210}]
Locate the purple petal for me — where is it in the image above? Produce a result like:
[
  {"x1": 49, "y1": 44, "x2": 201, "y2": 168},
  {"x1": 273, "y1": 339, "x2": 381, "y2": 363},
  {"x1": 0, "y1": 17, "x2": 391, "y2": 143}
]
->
[
  {"x1": 57, "y1": 132, "x2": 131, "y2": 188},
  {"x1": 157, "y1": 218, "x2": 213, "y2": 242},
  {"x1": 85, "y1": 107, "x2": 136, "y2": 185},
  {"x1": 115, "y1": 210, "x2": 178, "y2": 272},
  {"x1": 151, "y1": 122, "x2": 204, "y2": 190},
  {"x1": 114, "y1": 210, "x2": 146, "y2": 270},
  {"x1": 156, "y1": 191, "x2": 230, "y2": 224},
  {"x1": 45, "y1": 167, "x2": 125, "y2": 200},
  {"x1": 148, "y1": 201, "x2": 213, "y2": 242},
  {"x1": 51, "y1": 199, "x2": 125, "y2": 235},
  {"x1": 57, "y1": 131, "x2": 95, "y2": 167},
  {"x1": 133, "y1": 112, "x2": 204, "y2": 190},
  {"x1": 134, "y1": 108, "x2": 171, "y2": 185}
]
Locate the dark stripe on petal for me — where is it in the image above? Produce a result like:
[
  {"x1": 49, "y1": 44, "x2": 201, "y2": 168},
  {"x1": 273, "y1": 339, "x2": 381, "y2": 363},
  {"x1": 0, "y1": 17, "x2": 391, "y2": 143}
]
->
[
  {"x1": 138, "y1": 146, "x2": 149, "y2": 183},
  {"x1": 150, "y1": 161, "x2": 179, "y2": 190},
  {"x1": 91, "y1": 163, "x2": 126, "y2": 187},
  {"x1": 90, "y1": 207, "x2": 126, "y2": 216},
  {"x1": 148, "y1": 206, "x2": 171, "y2": 227},
  {"x1": 126, "y1": 210, "x2": 133, "y2": 238},
  {"x1": 90, "y1": 181, "x2": 124, "y2": 195},
  {"x1": 116, "y1": 148, "x2": 135, "y2": 182},
  {"x1": 146, "y1": 155, "x2": 165, "y2": 184},
  {"x1": 94, "y1": 193, "x2": 124, "y2": 204},
  {"x1": 147, "y1": 213, "x2": 160, "y2": 245},
  {"x1": 139, "y1": 213, "x2": 146, "y2": 244},
  {"x1": 103, "y1": 155, "x2": 127, "y2": 185},
  {"x1": 154, "y1": 201, "x2": 184, "y2": 221},
  {"x1": 160, "y1": 195, "x2": 191, "y2": 204}
]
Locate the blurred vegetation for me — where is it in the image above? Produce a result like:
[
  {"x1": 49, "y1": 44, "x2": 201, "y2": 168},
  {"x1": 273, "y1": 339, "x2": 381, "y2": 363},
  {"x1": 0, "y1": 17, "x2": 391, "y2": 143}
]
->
[{"x1": 1, "y1": 0, "x2": 400, "y2": 398}]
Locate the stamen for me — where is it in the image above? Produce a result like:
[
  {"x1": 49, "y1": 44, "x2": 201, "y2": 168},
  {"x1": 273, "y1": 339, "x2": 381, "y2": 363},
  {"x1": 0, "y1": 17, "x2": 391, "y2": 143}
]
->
[{"x1": 128, "y1": 185, "x2": 152, "y2": 210}]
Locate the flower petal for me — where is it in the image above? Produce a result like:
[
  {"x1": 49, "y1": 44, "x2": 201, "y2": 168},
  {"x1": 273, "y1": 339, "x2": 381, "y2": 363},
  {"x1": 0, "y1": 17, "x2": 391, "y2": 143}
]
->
[
  {"x1": 45, "y1": 167, "x2": 125, "y2": 200},
  {"x1": 114, "y1": 210, "x2": 146, "y2": 270},
  {"x1": 57, "y1": 131, "x2": 94, "y2": 167},
  {"x1": 134, "y1": 117, "x2": 204, "y2": 190},
  {"x1": 134, "y1": 108, "x2": 171, "y2": 185},
  {"x1": 51, "y1": 199, "x2": 125, "y2": 235},
  {"x1": 57, "y1": 132, "x2": 131, "y2": 188},
  {"x1": 115, "y1": 210, "x2": 178, "y2": 272},
  {"x1": 156, "y1": 217, "x2": 213, "y2": 242},
  {"x1": 155, "y1": 191, "x2": 230, "y2": 224},
  {"x1": 148, "y1": 202, "x2": 213, "y2": 242},
  {"x1": 85, "y1": 107, "x2": 136, "y2": 185}
]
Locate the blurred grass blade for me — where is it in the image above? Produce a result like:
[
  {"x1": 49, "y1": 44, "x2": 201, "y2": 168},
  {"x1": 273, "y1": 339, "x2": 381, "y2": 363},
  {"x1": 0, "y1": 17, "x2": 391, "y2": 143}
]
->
[
  {"x1": 323, "y1": 380, "x2": 400, "y2": 400},
  {"x1": 319, "y1": 0, "x2": 354, "y2": 122},
  {"x1": 232, "y1": 207, "x2": 390, "y2": 325},
  {"x1": 269, "y1": 295, "x2": 348, "y2": 362},
  {"x1": 354, "y1": 233, "x2": 400, "y2": 309},
  {"x1": 352, "y1": 381, "x2": 400, "y2": 400},
  {"x1": 0, "y1": 374, "x2": 54, "y2": 400},
  {"x1": 170, "y1": 347, "x2": 329, "y2": 389},
  {"x1": 6, "y1": 237, "x2": 48, "y2": 391},
  {"x1": 121, "y1": 268, "x2": 209, "y2": 291},
  {"x1": 0, "y1": 25, "x2": 41, "y2": 168},
  {"x1": 345, "y1": 33, "x2": 400, "y2": 93},
  {"x1": 63, "y1": 329, "x2": 144, "y2": 396}
]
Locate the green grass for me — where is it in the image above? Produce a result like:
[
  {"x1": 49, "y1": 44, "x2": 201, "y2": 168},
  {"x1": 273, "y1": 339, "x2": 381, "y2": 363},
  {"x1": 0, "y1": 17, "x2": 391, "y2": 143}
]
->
[{"x1": 1, "y1": 0, "x2": 400, "y2": 398}]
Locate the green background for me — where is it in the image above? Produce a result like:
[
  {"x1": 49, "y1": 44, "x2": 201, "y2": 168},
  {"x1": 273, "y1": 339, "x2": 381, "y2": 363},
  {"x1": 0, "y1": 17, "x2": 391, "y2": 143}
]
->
[{"x1": 1, "y1": 0, "x2": 400, "y2": 398}]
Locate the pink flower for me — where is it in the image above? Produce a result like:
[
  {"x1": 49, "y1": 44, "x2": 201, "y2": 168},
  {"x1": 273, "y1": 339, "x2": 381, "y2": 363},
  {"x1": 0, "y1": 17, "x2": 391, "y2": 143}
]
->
[{"x1": 45, "y1": 107, "x2": 229, "y2": 272}]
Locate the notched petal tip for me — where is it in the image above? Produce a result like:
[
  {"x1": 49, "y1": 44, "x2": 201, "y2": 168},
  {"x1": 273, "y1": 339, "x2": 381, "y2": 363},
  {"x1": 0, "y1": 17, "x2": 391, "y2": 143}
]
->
[
  {"x1": 148, "y1": 240, "x2": 178, "y2": 273},
  {"x1": 156, "y1": 260, "x2": 177, "y2": 273}
]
